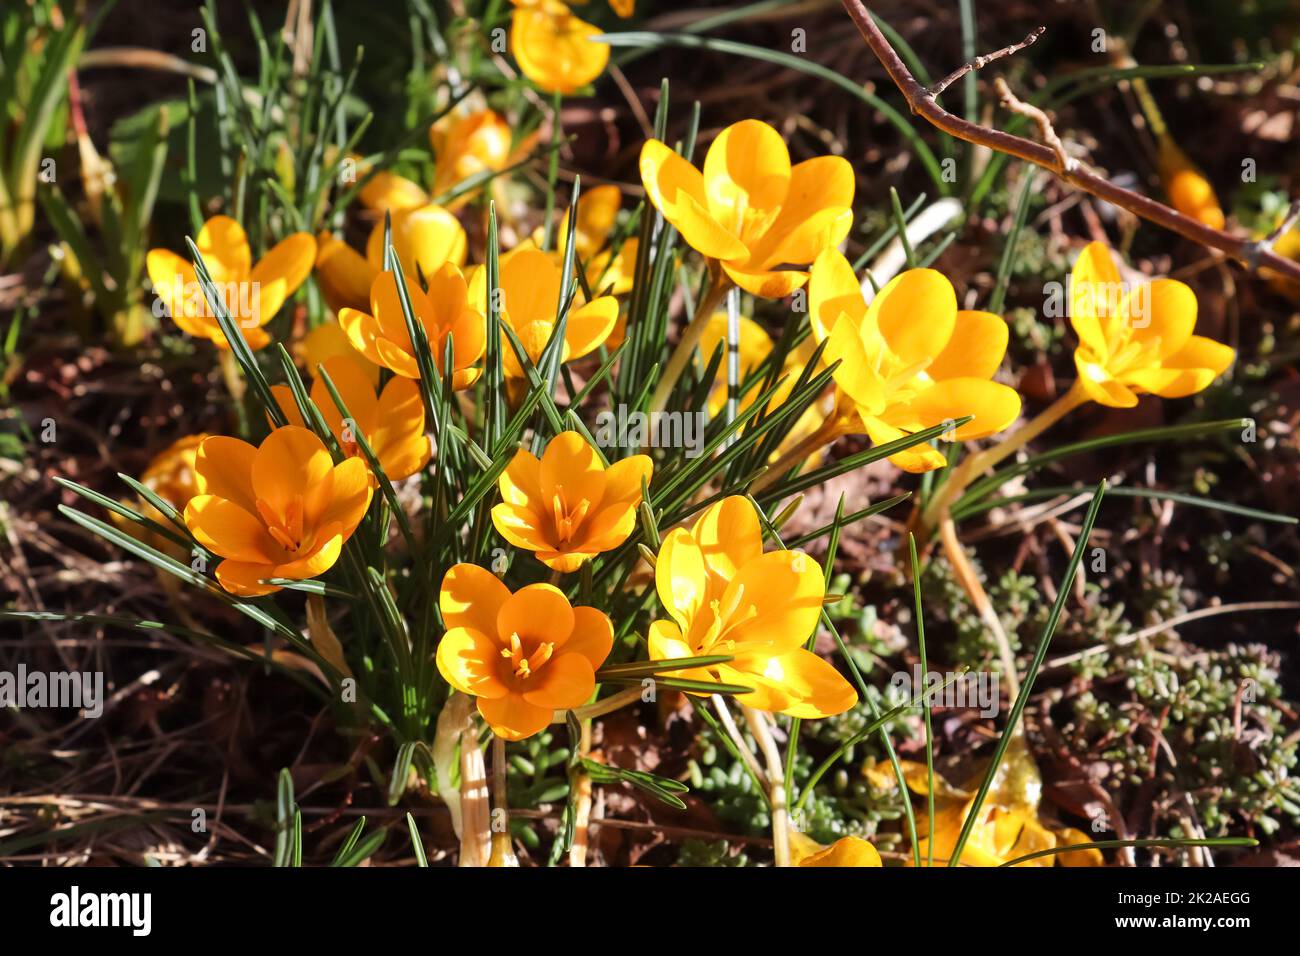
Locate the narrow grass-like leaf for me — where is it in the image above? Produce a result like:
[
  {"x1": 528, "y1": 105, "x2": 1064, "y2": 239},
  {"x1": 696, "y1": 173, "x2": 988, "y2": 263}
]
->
[{"x1": 948, "y1": 481, "x2": 1107, "y2": 865}]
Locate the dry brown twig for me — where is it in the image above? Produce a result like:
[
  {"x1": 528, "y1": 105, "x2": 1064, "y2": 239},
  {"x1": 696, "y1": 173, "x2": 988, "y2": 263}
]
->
[{"x1": 839, "y1": 0, "x2": 1300, "y2": 282}]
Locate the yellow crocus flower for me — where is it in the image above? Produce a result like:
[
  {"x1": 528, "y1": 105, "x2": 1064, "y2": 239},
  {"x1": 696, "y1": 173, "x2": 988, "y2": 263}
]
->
[
  {"x1": 492, "y1": 430, "x2": 651, "y2": 573},
  {"x1": 315, "y1": 204, "x2": 468, "y2": 314},
  {"x1": 648, "y1": 495, "x2": 857, "y2": 718},
  {"x1": 437, "y1": 563, "x2": 614, "y2": 740},
  {"x1": 809, "y1": 249, "x2": 1022, "y2": 473},
  {"x1": 147, "y1": 216, "x2": 316, "y2": 350},
  {"x1": 340, "y1": 266, "x2": 486, "y2": 389},
  {"x1": 1069, "y1": 240, "x2": 1234, "y2": 408},
  {"x1": 640, "y1": 119, "x2": 854, "y2": 298},
  {"x1": 468, "y1": 246, "x2": 618, "y2": 378},
  {"x1": 510, "y1": 0, "x2": 609, "y2": 95}
]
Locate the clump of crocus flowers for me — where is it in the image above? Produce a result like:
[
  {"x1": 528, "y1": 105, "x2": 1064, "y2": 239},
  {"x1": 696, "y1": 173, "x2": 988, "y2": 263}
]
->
[{"x1": 107, "y1": 97, "x2": 1242, "y2": 873}]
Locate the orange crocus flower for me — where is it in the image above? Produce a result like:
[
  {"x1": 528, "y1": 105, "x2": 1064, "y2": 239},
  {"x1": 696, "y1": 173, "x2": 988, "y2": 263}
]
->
[
  {"x1": 436, "y1": 563, "x2": 614, "y2": 739},
  {"x1": 147, "y1": 216, "x2": 316, "y2": 350},
  {"x1": 340, "y1": 266, "x2": 486, "y2": 389},
  {"x1": 183, "y1": 426, "x2": 373, "y2": 596},
  {"x1": 492, "y1": 431, "x2": 651, "y2": 572}
]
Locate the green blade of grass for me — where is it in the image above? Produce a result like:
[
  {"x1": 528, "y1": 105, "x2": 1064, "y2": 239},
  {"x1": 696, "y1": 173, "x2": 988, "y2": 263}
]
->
[{"x1": 947, "y1": 480, "x2": 1107, "y2": 865}]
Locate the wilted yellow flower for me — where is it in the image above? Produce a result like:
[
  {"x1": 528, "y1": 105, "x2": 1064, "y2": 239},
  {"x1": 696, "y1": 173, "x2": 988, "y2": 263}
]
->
[
  {"x1": 341, "y1": 266, "x2": 486, "y2": 389},
  {"x1": 510, "y1": 0, "x2": 609, "y2": 95},
  {"x1": 493, "y1": 431, "x2": 651, "y2": 572},
  {"x1": 315, "y1": 204, "x2": 468, "y2": 314},
  {"x1": 469, "y1": 246, "x2": 617, "y2": 378},
  {"x1": 649, "y1": 495, "x2": 857, "y2": 717},
  {"x1": 640, "y1": 119, "x2": 853, "y2": 297},
  {"x1": 184, "y1": 427, "x2": 373, "y2": 596},
  {"x1": 1157, "y1": 137, "x2": 1225, "y2": 231},
  {"x1": 437, "y1": 563, "x2": 614, "y2": 739},
  {"x1": 273, "y1": 356, "x2": 432, "y2": 484},
  {"x1": 147, "y1": 216, "x2": 316, "y2": 350},
  {"x1": 789, "y1": 830, "x2": 882, "y2": 867},
  {"x1": 809, "y1": 249, "x2": 1021, "y2": 473},
  {"x1": 1069, "y1": 241, "x2": 1234, "y2": 408}
]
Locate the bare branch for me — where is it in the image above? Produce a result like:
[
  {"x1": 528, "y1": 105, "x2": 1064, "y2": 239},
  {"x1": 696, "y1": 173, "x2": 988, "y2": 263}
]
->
[
  {"x1": 839, "y1": 0, "x2": 1300, "y2": 282},
  {"x1": 927, "y1": 27, "x2": 1044, "y2": 98},
  {"x1": 994, "y1": 77, "x2": 1077, "y2": 174}
]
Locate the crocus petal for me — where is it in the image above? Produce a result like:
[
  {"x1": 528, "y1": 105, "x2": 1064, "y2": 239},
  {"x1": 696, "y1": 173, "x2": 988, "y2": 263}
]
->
[
  {"x1": 1124, "y1": 278, "x2": 1196, "y2": 360},
  {"x1": 316, "y1": 458, "x2": 374, "y2": 536},
  {"x1": 252, "y1": 233, "x2": 316, "y2": 326},
  {"x1": 273, "y1": 531, "x2": 345, "y2": 581},
  {"x1": 338, "y1": 307, "x2": 391, "y2": 370},
  {"x1": 721, "y1": 264, "x2": 810, "y2": 299},
  {"x1": 370, "y1": 375, "x2": 427, "y2": 478},
  {"x1": 146, "y1": 250, "x2": 205, "y2": 335},
  {"x1": 1074, "y1": 350, "x2": 1139, "y2": 407},
  {"x1": 1135, "y1": 334, "x2": 1234, "y2": 397},
  {"x1": 252, "y1": 426, "x2": 335, "y2": 521},
  {"x1": 719, "y1": 549, "x2": 825, "y2": 654},
  {"x1": 498, "y1": 247, "x2": 562, "y2": 331},
  {"x1": 540, "y1": 431, "x2": 606, "y2": 514},
  {"x1": 369, "y1": 270, "x2": 429, "y2": 354},
  {"x1": 478, "y1": 693, "x2": 553, "y2": 741},
  {"x1": 214, "y1": 559, "x2": 281, "y2": 597},
  {"x1": 928, "y1": 311, "x2": 1009, "y2": 381},
  {"x1": 184, "y1": 495, "x2": 277, "y2": 563},
  {"x1": 197, "y1": 215, "x2": 251, "y2": 284},
  {"x1": 690, "y1": 495, "x2": 763, "y2": 589},
  {"x1": 441, "y1": 563, "x2": 512, "y2": 638},
  {"x1": 826, "y1": 314, "x2": 886, "y2": 414},
  {"x1": 492, "y1": 502, "x2": 552, "y2": 551},
  {"x1": 194, "y1": 436, "x2": 259, "y2": 513},
  {"x1": 358, "y1": 170, "x2": 429, "y2": 214},
  {"x1": 888, "y1": 377, "x2": 1022, "y2": 441},
  {"x1": 646, "y1": 619, "x2": 714, "y2": 686},
  {"x1": 739, "y1": 647, "x2": 857, "y2": 718},
  {"x1": 793, "y1": 834, "x2": 882, "y2": 867},
  {"x1": 1070, "y1": 241, "x2": 1121, "y2": 357},
  {"x1": 701, "y1": 119, "x2": 791, "y2": 236},
  {"x1": 564, "y1": 295, "x2": 619, "y2": 361},
  {"x1": 640, "y1": 139, "x2": 747, "y2": 261},
  {"x1": 566, "y1": 606, "x2": 614, "y2": 670},
  {"x1": 808, "y1": 248, "x2": 867, "y2": 346},
  {"x1": 366, "y1": 204, "x2": 467, "y2": 280},
  {"x1": 510, "y1": 3, "x2": 608, "y2": 95},
  {"x1": 655, "y1": 528, "x2": 708, "y2": 632},
  {"x1": 312, "y1": 355, "x2": 379, "y2": 441},
  {"x1": 315, "y1": 232, "x2": 375, "y2": 313},
  {"x1": 861, "y1": 416, "x2": 948, "y2": 474},
  {"x1": 498, "y1": 583, "x2": 575, "y2": 648},
  {"x1": 500, "y1": 447, "x2": 543, "y2": 506},
  {"x1": 868, "y1": 268, "x2": 957, "y2": 365},
  {"x1": 522, "y1": 652, "x2": 595, "y2": 709},
  {"x1": 753, "y1": 156, "x2": 855, "y2": 266},
  {"x1": 437, "y1": 627, "x2": 509, "y2": 699},
  {"x1": 601, "y1": 454, "x2": 653, "y2": 506}
]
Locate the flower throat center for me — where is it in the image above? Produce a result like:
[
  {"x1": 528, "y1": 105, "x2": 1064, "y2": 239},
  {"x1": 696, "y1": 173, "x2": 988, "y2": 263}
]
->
[
  {"x1": 256, "y1": 495, "x2": 306, "y2": 553},
  {"x1": 501, "y1": 632, "x2": 554, "y2": 679}
]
